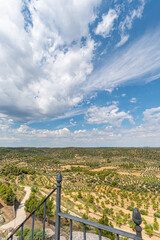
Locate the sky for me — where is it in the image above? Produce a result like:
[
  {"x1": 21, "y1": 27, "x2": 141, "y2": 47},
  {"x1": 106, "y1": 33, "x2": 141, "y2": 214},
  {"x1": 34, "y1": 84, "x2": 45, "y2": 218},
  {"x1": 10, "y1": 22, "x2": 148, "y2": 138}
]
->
[{"x1": 0, "y1": 0, "x2": 160, "y2": 147}]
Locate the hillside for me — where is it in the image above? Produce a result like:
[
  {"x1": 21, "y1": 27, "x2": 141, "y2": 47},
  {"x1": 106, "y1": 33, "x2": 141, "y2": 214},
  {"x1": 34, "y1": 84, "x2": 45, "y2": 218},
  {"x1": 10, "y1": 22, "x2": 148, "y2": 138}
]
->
[{"x1": 0, "y1": 147, "x2": 160, "y2": 239}]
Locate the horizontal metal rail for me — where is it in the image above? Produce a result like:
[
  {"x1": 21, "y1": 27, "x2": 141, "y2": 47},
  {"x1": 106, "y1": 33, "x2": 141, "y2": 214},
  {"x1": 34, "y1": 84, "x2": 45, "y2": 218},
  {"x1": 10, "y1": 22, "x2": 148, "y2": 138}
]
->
[
  {"x1": 7, "y1": 187, "x2": 57, "y2": 240},
  {"x1": 59, "y1": 212, "x2": 141, "y2": 240}
]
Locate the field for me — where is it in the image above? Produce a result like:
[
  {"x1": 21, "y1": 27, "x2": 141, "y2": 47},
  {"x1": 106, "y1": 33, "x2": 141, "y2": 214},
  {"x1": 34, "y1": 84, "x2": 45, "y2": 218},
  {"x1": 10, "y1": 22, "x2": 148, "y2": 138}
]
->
[{"x1": 0, "y1": 147, "x2": 160, "y2": 239}]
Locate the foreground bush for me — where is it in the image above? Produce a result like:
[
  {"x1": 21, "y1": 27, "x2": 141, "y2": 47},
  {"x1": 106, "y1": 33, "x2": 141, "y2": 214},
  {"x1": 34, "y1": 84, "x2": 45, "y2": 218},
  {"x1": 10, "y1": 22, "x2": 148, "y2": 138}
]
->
[
  {"x1": 95, "y1": 217, "x2": 115, "y2": 240},
  {"x1": 0, "y1": 182, "x2": 15, "y2": 205},
  {"x1": 16, "y1": 228, "x2": 47, "y2": 240},
  {"x1": 24, "y1": 193, "x2": 53, "y2": 218}
]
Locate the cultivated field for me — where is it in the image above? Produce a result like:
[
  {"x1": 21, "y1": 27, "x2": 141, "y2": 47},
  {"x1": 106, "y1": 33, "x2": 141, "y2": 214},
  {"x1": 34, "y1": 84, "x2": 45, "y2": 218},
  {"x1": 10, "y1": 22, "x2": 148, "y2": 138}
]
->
[{"x1": 0, "y1": 147, "x2": 160, "y2": 239}]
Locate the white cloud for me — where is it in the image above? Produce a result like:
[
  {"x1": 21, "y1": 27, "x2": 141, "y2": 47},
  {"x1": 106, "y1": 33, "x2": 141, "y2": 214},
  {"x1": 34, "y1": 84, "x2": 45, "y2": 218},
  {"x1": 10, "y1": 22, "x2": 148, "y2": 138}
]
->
[
  {"x1": 0, "y1": 0, "x2": 150, "y2": 125},
  {"x1": 0, "y1": 106, "x2": 160, "y2": 147},
  {"x1": 70, "y1": 118, "x2": 77, "y2": 126},
  {"x1": 74, "y1": 129, "x2": 86, "y2": 134},
  {"x1": 117, "y1": 0, "x2": 146, "y2": 46},
  {"x1": 86, "y1": 105, "x2": 134, "y2": 127},
  {"x1": 143, "y1": 107, "x2": 160, "y2": 126},
  {"x1": 116, "y1": 34, "x2": 129, "y2": 47},
  {"x1": 0, "y1": 0, "x2": 158, "y2": 139},
  {"x1": 16, "y1": 125, "x2": 71, "y2": 138},
  {"x1": 112, "y1": 101, "x2": 119, "y2": 105},
  {"x1": 130, "y1": 97, "x2": 137, "y2": 103},
  {"x1": 95, "y1": 9, "x2": 118, "y2": 37},
  {"x1": 119, "y1": 0, "x2": 145, "y2": 33},
  {"x1": 0, "y1": 0, "x2": 101, "y2": 121},
  {"x1": 86, "y1": 29, "x2": 160, "y2": 92}
]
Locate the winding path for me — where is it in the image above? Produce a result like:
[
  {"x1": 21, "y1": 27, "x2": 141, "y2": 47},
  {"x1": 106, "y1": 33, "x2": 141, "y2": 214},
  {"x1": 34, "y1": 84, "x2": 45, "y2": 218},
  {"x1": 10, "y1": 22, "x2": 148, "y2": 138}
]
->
[{"x1": 0, "y1": 186, "x2": 31, "y2": 230}]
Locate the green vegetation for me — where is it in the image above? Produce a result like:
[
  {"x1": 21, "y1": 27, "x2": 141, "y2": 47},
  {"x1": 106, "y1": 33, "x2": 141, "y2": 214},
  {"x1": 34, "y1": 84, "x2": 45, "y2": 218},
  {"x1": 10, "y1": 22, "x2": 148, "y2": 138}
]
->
[
  {"x1": 145, "y1": 224, "x2": 153, "y2": 236},
  {"x1": 16, "y1": 228, "x2": 47, "y2": 240},
  {"x1": 24, "y1": 193, "x2": 53, "y2": 218},
  {"x1": 0, "y1": 164, "x2": 36, "y2": 177},
  {"x1": 96, "y1": 216, "x2": 115, "y2": 240},
  {"x1": 1, "y1": 147, "x2": 160, "y2": 239},
  {"x1": 0, "y1": 181, "x2": 15, "y2": 205}
]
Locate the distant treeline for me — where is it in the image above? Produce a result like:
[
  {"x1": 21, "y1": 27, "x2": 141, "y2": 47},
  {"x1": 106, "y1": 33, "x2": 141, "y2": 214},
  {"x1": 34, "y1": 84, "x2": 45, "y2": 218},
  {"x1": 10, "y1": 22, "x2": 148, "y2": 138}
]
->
[{"x1": 0, "y1": 147, "x2": 160, "y2": 162}]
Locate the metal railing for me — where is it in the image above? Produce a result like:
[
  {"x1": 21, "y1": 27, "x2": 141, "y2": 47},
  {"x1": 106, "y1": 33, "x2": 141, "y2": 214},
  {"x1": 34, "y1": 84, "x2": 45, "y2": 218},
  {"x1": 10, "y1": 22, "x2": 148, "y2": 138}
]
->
[
  {"x1": 7, "y1": 173, "x2": 142, "y2": 240},
  {"x1": 7, "y1": 187, "x2": 57, "y2": 240}
]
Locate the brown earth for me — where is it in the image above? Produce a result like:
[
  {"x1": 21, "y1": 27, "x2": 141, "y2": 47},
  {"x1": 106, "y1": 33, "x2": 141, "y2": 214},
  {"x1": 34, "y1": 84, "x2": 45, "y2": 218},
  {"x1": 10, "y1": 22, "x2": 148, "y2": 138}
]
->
[
  {"x1": 91, "y1": 166, "x2": 117, "y2": 171},
  {"x1": 0, "y1": 200, "x2": 14, "y2": 223}
]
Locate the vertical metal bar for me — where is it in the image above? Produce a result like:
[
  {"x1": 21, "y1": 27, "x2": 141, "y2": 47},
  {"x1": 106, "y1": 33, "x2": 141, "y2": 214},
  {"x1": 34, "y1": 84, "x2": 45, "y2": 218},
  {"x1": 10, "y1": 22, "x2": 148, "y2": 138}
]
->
[
  {"x1": 116, "y1": 234, "x2": 119, "y2": 240},
  {"x1": 55, "y1": 173, "x2": 62, "y2": 240},
  {"x1": 31, "y1": 213, "x2": 35, "y2": 240},
  {"x1": 20, "y1": 224, "x2": 24, "y2": 240},
  {"x1": 98, "y1": 229, "x2": 101, "y2": 240},
  {"x1": 43, "y1": 200, "x2": 47, "y2": 240},
  {"x1": 70, "y1": 219, "x2": 72, "y2": 240},
  {"x1": 83, "y1": 224, "x2": 86, "y2": 240}
]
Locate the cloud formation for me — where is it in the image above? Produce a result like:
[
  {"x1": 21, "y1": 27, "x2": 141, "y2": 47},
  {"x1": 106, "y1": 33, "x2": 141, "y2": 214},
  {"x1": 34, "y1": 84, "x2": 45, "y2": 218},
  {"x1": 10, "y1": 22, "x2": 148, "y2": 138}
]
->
[
  {"x1": 117, "y1": 0, "x2": 145, "y2": 46},
  {"x1": 0, "y1": 0, "x2": 100, "y2": 121},
  {"x1": 0, "y1": 0, "x2": 160, "y2": 148},
  {"x1": 1, "y1": 106, "x2": 160, "y2": 147},
  {"x1": 86, "y1": 105, "x2": 134, "y2": 127},
  {"x1": 130, "y1": 98, "x2": 137, "y2": 103},
  {"x1": 87, "y1": 29, "x2": 160, "y2": 92},
  {"x1": 95, "y1": 9, "x2": 118, "y2": 37},
  {"x1": 0, "y1": 0, "x2": 154, "y2": 124}
]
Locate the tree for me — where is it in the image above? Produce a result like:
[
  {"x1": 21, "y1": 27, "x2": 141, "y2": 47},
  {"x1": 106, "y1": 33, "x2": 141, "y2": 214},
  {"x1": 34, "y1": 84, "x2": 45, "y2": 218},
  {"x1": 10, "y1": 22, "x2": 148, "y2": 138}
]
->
[
  {"x1": 25, "y1": 193, "x2": 53, "y2": 219},
  {"x1": 0, "y1": 184, "x2": 15, "y2": 205}
]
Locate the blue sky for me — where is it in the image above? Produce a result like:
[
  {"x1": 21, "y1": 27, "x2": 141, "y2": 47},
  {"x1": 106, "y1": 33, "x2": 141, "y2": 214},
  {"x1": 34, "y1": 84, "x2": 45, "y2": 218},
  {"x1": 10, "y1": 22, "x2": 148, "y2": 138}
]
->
[{"x1": 0, "y1": 0, "x2": 160, "y2": 147}]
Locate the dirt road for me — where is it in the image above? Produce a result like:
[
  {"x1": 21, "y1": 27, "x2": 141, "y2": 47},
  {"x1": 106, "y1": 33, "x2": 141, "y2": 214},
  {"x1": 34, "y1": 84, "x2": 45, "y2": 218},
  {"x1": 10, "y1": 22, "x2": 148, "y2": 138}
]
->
[{"x1": 0, "y1": 186, "x2": 31, "y2": 230}]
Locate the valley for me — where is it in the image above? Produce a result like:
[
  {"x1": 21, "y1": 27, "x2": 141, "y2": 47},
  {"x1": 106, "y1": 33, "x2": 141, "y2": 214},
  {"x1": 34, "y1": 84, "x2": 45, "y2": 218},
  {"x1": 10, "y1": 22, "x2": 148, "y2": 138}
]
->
[{"x1": 0, "y1": 147, "x2": 160, "y2": 239}]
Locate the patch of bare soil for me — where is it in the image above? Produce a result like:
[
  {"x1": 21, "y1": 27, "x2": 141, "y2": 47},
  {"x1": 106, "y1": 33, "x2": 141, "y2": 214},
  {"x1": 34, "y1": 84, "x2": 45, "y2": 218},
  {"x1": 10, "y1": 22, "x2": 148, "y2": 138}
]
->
[
  {"x1": 17, "y1": 162, "x2": 28, "y2": 166},
  {"x1": 118, "y1": 171, "x2": 141, "y2": 177},
  {"x1": 0, "y1": 200, "x2": 14, "y2": 223},
  {"x1": 91, "y1": 166, "x2": 117, "y2": 172}
]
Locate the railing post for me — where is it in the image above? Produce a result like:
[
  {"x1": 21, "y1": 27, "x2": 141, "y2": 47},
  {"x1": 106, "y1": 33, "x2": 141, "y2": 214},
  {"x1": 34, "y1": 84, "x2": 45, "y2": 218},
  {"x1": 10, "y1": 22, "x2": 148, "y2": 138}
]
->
[
  {"x1": 55, "y1": 173, "x2": 62, "y2": 240},
  {"x1": 132, "y1": 208, "x2": 142, "y2": 239}
]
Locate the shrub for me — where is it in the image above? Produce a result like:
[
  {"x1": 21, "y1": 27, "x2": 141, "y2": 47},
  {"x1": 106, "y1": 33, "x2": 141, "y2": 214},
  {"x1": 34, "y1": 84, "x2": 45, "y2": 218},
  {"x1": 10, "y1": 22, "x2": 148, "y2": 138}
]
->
[
  {"x1": 16, "y1": 228, "x2": 47, "y2": 240},
  {"x1": 140, "y1": 209, "x2": 148, "y2": 215},
  {"x1": 153, "y1": 217, "x2": 159, "y2": 230},
  {"x1": 87, "y1": 194, "x2": 94, "y2": 203},
  {"x1": 145, "y1": 224, "x2": 153, "y2": 236},
  {"x1": 25, "y1": 193, "x2": 53, "y2": 218},
  {"x1": 127, "y1": 206, "x2": 134, "y2": 211},
  {"x1": 0, "y1": 184, "x2": 15, "y2": 205},
  {"x1": 154, "y1": 212, "x2": 160, "y2": 218},
  {"x1": 128, "y1": 220, "x2": 135, "y2": 230},
  {"x1": 96, "y1": 217, "x2": 115, "y2": 240},
  {"x1": 77, "y1": 190, "x2": 82, "y2": 199},
  {"x1": 31, "y1": 186, "x2": 38, "y2": 193},
  {"x1": 82, "y1": 213, "x2": 88, "y2": 219}
]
